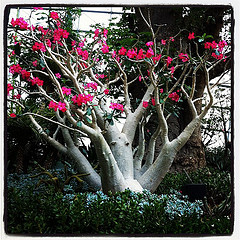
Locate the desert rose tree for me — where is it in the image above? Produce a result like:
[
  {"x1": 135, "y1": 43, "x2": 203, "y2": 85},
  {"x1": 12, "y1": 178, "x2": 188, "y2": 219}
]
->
[{"x1": 7, "y1": 7, "x2": 230, "y2": 193}]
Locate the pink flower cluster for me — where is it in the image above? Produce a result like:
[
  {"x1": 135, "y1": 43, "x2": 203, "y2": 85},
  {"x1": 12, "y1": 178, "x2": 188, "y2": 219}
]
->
[
  {"x1": 30, "y1": 77, "x2": 44, "y2": 86},
  {"x1": 11, "y1": 18, "x2": 29, "y2": 29},
  {"x1": 85, "y1": 82, "x2": 98, "y2": 91},
  {"x1": 95, "y1": 74, "x2": 107, "y2": 79},
  {"x1": 76, "y1": 48, "x2": 89, "y2": 60},
  {"x1": 21, "y1": 69, "x2": 31, "y2": 80},
  {"x1": 116, "y1": 45, "x2": 161, "y2": 62},
  {"x1": 9, "y1": 64, "x2": 22, "y2": 74},
  {"x1": 50, "y1": 12, "x2": 59, "y2": 20},
  {"x1": 166, "y1": 56, "x2": 173, "y2": 66},
  {"x1": 94, "y1": 28, "x2": 108, "y2": 39},
  {"x1": 49, "y1": 100, "x2": 67, "y2": 112},
  {"x1": 179, "y1": 53, "x2": 189, "y2": 62},
  {"x1": 32, "y1": 42, "x2": 46, "y2": 52},
  {"x1": 169, "y1": 92, "x2": 180, "y2": 102},
  {"x1": 72, "y1": 94, "x2": 94, "y2": 106},
  {"x1": 109, "y1": 103, "x2": 124, "y2": 112},
  {"x1": 53, "y1": 28, "x2": 69, "y2": 42},
  {"x1": 62, "y1": 87, "x2": 71, "y2": 95}
]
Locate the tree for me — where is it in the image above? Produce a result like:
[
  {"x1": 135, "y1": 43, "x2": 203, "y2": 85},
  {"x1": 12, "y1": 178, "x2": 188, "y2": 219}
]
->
[{"x1": 7, "y1": 7, "x2": 230, "y2": 194}]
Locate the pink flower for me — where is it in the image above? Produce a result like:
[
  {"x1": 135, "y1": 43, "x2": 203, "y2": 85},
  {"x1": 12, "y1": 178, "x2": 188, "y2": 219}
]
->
[
  {"x1": 142, "y1": 101, "x2": 149, "y2": 108},
  {"x1": 55, "y1": 73, "x2": 61, "y2": 79},
  {"x1": 112, "y1": 50, "x2": 116, "y2": 58},
  {"x1": 212, "y1": 52, "x2": 224, "y2": 60},
  {"x1": 188, "y1": 32, "x2": 195, "y2": 40},
  {"x1": 62, "y1": 86, "x2": 71, "y2": 95},
  {"x1": 161, "y1": 39, "x2": 166, "y2": 45},
  {"x1": 7, "y1": 84, "x2": 14, "y2": 95},
  {"x1": 32, "y1": 42, "x2": 46, "y2": 52},
  {"x1": 136, "y1": 49, "x2": 145, "y2": 60},
  {"x1": 127, "y1": 49, "x2": 137, "y2": 59},
  {"x1": 169, "y1": 92, "x2": 180, "y2": 102},
  {"x1": 146, "y1": 48, "x2": 154, "y2": 58},
  {"x1": 169, "y1": 36, "x2": 174, "y2": 42},
  {"x1": 13, "y1": 94, "x2": 21, "y2": 99},
  {"x1": 58, "y1": 102, "x2": 67, "y2": 112},
  {"x1": 170, "y1": 66, "x2": 175, "y2": 74},
  {"x1": 9, "y1": 64, "x2": 22, "y2": 74},
  {"x1": 139, "y1": 76, "x2": 142, "y2": 82},
  {"x1": 32, "y1": 60, "x2": 38, "y2": 67},
  {"x1": 104, "y1": 89, "x2": 109, "y2": 95},
  {"x1": 11, "y1": 18, "x2": 29, "y2": 29},
  {"x1": 94, "y1": 29, "x2": 100, "y2": 39},
  {"x1": 152, "y1": 54, "x2": 161, "y2": 64},
  {"x1": 218, "y1": 40, "x2": 227, "y2": 52},
  {"x1": 160, "y1": 88, "x2": 163, "y2": 93},
  {"x1": 118, "y1": 47, "x2": 127, "y2": 56},
  {"x1": 166, "y1": 56, "x2": 172, "y2": 66},
  {"x1": 10, "y1": 113, "x2": 16, "y2": 118},
  {"x1": 21, "y1": 69, "x2": 31, "y2": 80},
  {"x1": 103, "y1": 29, "x2": 108, "y2": 38},
  {"x1": 72, "y1": 94, "x2": 94, "y2": 106},
  {"x1": 31, "y1": 77, "x2": 44, "y2": 86},
  {"x1": 146, "y1": 41, "x2": 154, "y2": 46},
  {"x1": 82, "y1": 50, "x2": 89, "y2": 60},
  {"x1": 179, "y1": 53, "x2": 189, "y2": 62},
  {"x1": 50, "y1": 11, "x2": 59, "y2": 20},
  {"x1": 86, "y1": 82, "x2": 98, "y2": 91},
  {"x1": 49, "y1": 101, "x2": 58, "y2": 111},
  {"x1": 109, "y1": 103, "x2": 124, "y2": 112},
  {"x1": 101, "y1": 45, "x2": 109, "y2": 54}
]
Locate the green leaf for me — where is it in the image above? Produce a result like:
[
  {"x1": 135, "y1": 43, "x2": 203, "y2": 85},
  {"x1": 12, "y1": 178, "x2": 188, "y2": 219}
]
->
[
  {"x1": 86, "y1": 107, "x2": 92, "y2": 116},
  {"x1": 77, "y1": 121, "x2": 82, "y2": 127}
]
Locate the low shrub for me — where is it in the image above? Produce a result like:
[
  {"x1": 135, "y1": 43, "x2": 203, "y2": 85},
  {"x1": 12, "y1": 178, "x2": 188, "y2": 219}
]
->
[{"x1": 6, "y1": 187, "x2": 231, "y2": 235}]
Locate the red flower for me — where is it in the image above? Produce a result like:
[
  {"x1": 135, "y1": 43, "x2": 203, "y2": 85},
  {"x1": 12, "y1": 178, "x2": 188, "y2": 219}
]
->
[
  {"x1": 169, "y1": 92, "x2": 180, "y2": 102},
  {"x1": 49, "y1": 101, "x2": 58, "y2": 111},
  {"x1": 109, "y1": 103, "x2": 124, "y2": 112},
  {"x1": 188, "y1": 32, "x2": 195, "y2": 40},
  {"x1": 102, "y1": 45, "x2": 109, "y2": 54},
  {"x1": 166, "y1": 56, "x2": 172, "y2": 66},
  {"x1": 104, "y1": 89, "x2": 109, "y2": 95},
  {"x1": 118, "y1": 47, "x2": 127, "y2": 56},
  {"x1": 127, "y1": 49, "x2": 137, "y2": 59},
  {"x1": 142, "y1": 101, "x2": 149, "y2": 108},
  {"x1": 21, "y1": 69, "x2": 31, "y2": 80},
  {"x1": 50, "y1": 11, "x2": 59, "y2": 20},
  {"x1": 179, "y1": 53, "x2": 189, "y2": 62},
  {"x1": 10, "y1": 113, "x2": 16, "y2": 118},
  {"x1": 146, "y1": 41, "x2": 154, "y2": 46},
  {"x1": 7, "y1": 84, "x2": 14, "y2": 95},
  {"x1": 146, "y1": 48, "x2": 154, "y2": 58}
]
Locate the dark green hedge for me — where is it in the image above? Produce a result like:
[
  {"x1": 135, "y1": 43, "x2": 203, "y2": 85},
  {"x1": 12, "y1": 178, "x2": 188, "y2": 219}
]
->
[{"x1": 6, "y1": 187, "x2": 231, "y2": 235}]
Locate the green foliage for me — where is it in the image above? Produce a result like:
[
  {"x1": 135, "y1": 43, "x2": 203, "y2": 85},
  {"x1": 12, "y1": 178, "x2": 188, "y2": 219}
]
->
[
  {"x1": 6, "y1": 187, "x2": 231, "y2": 235},
  {"x1": 29, "y1": 163, "x2": 89, "y2": 193}
]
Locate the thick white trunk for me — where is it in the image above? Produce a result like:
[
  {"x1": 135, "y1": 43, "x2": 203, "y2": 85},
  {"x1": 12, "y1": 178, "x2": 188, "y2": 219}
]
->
[
  {"x1": 67, "y1": 146, "x2": 102, "y2": 190},
  {"x1": 139, "y1": 142, "x2": 177, "y2": 192}
]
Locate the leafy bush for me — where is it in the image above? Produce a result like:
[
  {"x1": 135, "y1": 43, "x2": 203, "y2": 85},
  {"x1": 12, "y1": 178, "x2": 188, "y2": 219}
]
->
[{"x1": 6, "y1": 187, "x2": 231, "y2": 235}]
